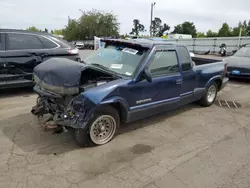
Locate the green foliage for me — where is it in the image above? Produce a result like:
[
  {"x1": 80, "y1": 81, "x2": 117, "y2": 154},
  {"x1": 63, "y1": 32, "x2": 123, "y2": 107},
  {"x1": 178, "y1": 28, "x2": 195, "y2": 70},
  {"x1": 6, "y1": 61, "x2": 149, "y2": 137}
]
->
[
  {"x1": 151, "y1": 17, "x2": 162, "y2": 36},
  {"x1": 52, "y1": 29, "x2": 64, "y2": 36},
  {"x1": 218, "y1": 23, "x2": 232, "y2": 37},
  {"x1": 63, "y1": 19, "x2": 80, "y2": 41},
  {"x1": 130, "y1": 19, "x2": 145, "y2": 36},
  {"x1": 151, "y1": 17, "x2": 170, "y2": 37},
  {"x1": 172, "y1": 21, "x2": 197, "y2": 37},
  {"x1": 206, "y1": 30, "x2": 218, "y2": 37},
  {"x1": 63, "y1": 9, "x2": 120, "y2": 41},
  {"x1": 158, "y1": 23, "x2": 170, "y2": 37},
  {"x1": 243, "y1": 20, "x2": 250, "y2": 36},
  {"x1": 26, "y1": 26, "x2": 40, "y2": 32},
  {"x1": 231, "y1": 22, "x2": 248, "y2": 37},
  {"x1": 197, "y1": 32, "x2": 206, "y2": 38}
]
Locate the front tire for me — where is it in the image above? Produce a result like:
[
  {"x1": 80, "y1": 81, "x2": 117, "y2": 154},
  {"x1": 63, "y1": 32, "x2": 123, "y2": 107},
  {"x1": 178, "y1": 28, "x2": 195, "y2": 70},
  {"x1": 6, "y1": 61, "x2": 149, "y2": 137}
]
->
[
  {"x1": 200, "y1": 83, "x2": 218, "y2": 107},
  {"x1": 75, "y1": 106, "x2": 120, "y2": 147}
]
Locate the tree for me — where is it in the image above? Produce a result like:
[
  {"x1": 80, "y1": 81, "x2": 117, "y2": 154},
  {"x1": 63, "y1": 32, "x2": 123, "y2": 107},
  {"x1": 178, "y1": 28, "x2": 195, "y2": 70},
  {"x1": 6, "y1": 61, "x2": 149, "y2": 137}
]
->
[
  {"x1": 151, "y1": 17, "x2": 170, "y2": 37},
  {"x1": 52, "y1": 29, "x2": 64, "y2": 36},
  {"x1": 151, "y1": 17, "x2": 162, "y2": 36},
  {"x1": 77, "y1": 10, "x2": 119, "y2": 40},
  {"x1": 63, "y1": 19, "x2": 80, "y2": 41},
  {"x1": 243, "y1": 20, "x2": 247, "y2": 28},
  {"x1": 158, "y1": 23, "x2": 170, "y2": 37},
  {"x1": 172, "y1": 21, "x2": 197, "y2": 37},
  {"x1": 231, "y1": 21, "x2": 247, "y2": 37},
  {"x1": 206, "y1": 30, "x2": 218, "y2": 37},
  {"x1": 172, "y1": 24, "x2": 183, "y2": 34},
  {"x1": 197, "y1": 32, "x2": 206, "y2": 38},
  {"x1": 63, "y1": 9, "x2": 120, "y2": 41},
  {"x1": 218, "y1": 23, "x2": 232, "y2": 37},
  {"x1": 246, "y1": 20, "x2": 250, "y2": 36},
  {"x1": 130, "y1": 19, "x2": 145, "y2": 36},
  {"x1": 26, "y1": 26, "x2": 40, "y2": 32}
]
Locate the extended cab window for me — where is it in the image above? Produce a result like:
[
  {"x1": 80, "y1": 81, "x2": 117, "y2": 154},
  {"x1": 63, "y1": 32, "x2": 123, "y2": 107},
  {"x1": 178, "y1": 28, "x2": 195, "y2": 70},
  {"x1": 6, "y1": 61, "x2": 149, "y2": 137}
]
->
[
  {"x1": 177, "y1": 46, "x2": 192, "y2": 71},
  {"x1": 149, "y1": 50, "x2": 179, "y2": 77},
  {"x1": 7, "y1": 33, "x2": 43, "y2": 50}
]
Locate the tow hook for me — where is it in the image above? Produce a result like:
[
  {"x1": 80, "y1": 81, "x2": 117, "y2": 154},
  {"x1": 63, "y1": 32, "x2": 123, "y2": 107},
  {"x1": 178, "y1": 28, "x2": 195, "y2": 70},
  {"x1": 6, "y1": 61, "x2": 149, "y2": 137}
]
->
[{"x1": 31, "y1": 104, "x2": 46, "y2": 116}]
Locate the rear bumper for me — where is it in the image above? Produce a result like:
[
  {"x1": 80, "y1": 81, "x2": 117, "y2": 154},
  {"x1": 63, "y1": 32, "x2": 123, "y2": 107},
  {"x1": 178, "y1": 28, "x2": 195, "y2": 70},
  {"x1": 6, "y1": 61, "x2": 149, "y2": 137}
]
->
[{"x1": 220, "y1": 77, "x2": 229, "y2": 90}]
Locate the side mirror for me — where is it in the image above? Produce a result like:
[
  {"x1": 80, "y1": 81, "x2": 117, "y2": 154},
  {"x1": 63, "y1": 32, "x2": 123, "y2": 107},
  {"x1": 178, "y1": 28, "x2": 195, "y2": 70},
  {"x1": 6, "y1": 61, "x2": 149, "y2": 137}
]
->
[{"x1": 144, "y1": 67, "x2": 152, "y2": 82}]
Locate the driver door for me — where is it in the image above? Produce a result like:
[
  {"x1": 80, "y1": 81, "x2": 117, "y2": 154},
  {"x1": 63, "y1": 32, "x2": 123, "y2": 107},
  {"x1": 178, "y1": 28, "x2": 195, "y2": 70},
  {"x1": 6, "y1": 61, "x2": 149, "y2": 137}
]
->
[{"x1": 126, "y1": 46, "x2": 182, "y2": 122}]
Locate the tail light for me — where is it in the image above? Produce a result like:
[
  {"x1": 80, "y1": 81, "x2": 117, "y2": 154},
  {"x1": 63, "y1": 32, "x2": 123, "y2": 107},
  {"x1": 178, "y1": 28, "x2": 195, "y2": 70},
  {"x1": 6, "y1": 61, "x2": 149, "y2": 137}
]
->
[
  {"x1": 223, "y1": 60, "x2": 228, "y2": 77},
  {"x1": 224, "y1": 62, "x2": 228, "y2": 73},
  {"x1": 67, "y1": 48, "x2": 79, "y2": 55}
]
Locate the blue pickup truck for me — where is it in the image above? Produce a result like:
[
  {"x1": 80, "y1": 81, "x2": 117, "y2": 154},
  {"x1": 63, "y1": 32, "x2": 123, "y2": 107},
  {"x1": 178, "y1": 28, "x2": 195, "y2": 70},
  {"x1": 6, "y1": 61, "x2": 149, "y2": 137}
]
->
[{"x1": 31, "y1": 39, "x2": 228, "y2": 147}]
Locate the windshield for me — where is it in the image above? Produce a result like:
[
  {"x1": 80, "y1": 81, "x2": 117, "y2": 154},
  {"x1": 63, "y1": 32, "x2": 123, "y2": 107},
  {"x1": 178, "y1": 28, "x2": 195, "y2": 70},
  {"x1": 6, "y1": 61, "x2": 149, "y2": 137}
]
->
[
  {"x1": 84, "y1": 44, "x2": 147, "y2": 77},
  {"x1": 234, "y1": 47, "x2": 250, "y2": 58}
]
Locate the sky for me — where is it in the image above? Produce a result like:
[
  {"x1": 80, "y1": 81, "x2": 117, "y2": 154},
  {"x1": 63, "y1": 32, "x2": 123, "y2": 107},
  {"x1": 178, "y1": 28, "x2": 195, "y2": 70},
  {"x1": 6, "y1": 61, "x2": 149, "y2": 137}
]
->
[{"x1": 1, "y1": 0, "x2": 250, "y2": 35}]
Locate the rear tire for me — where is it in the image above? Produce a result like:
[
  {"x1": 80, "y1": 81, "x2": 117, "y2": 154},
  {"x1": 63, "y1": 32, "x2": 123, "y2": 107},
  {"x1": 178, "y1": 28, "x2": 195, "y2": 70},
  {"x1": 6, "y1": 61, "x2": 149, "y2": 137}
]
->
[
  {"x1": 75, "y1": 106, "x2": 120, "y2": 147},
  {"x1": 200, "y1": 82, "x2": 218, "y2": 107}
]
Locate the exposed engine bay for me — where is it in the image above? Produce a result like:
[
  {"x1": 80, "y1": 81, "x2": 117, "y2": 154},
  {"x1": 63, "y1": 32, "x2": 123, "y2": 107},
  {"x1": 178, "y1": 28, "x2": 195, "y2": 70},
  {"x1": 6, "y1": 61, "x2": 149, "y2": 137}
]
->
[{"x1": 31, "y1": 58, "x2": 118, "y2": 131}]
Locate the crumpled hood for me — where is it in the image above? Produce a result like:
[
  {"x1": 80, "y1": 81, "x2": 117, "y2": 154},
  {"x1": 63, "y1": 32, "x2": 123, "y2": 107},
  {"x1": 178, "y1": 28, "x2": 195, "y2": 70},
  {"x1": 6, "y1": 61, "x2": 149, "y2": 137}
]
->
[
  {"x1": 225, "y1": 56, "x2": 250, "y2": 69},
  {"x1": 33, "y1": 58, "x2": 90, "y2": 95},
  {"x1": 34, "y1": 58, "x2": 88, "y2": 88}
]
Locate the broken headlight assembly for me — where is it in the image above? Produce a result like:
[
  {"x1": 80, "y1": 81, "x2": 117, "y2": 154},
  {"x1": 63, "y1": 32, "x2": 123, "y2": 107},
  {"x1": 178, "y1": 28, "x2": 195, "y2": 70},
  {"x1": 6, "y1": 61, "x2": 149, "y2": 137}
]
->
[{"x1": 65, "y1": 97, "x2": 86, "y2": 124}]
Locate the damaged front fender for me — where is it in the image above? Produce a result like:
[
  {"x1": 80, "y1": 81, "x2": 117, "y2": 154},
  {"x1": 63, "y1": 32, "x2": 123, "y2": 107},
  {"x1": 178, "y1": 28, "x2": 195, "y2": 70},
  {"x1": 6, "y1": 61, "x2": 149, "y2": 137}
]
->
[{"x1": 65, "y1": 94, "x2": 96, "y2": 129}]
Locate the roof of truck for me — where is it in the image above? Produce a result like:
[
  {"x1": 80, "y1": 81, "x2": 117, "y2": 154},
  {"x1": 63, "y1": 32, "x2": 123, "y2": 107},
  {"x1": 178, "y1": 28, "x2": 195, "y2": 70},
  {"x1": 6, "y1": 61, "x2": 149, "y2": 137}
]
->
[{"x1": 101, "y1": 38, "x2": 184, "y2": 49}]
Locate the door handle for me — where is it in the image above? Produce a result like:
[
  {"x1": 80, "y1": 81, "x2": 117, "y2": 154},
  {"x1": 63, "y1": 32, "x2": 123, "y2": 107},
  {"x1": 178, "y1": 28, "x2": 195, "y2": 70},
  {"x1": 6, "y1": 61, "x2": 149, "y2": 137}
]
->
[{"x1": 176, "y1": 79, "x2": 183, "y2": 85}]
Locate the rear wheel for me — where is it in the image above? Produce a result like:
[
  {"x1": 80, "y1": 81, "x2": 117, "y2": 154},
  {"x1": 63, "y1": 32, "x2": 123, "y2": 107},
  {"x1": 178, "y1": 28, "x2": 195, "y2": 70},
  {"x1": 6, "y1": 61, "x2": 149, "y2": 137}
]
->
[
  {"x1": 200, "y1": 83, "x2": 218, "y2": 107},
  {"x1": 75, "y1": 106, "x2": 120, "y2": 147}
]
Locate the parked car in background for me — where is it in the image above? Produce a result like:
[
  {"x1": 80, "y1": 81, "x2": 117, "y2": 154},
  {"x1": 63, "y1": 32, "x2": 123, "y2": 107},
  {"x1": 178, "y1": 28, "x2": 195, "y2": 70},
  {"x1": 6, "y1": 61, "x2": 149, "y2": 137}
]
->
[
  {"x1": 0, "y1": 29, "x2": 80, "y2": 89},
  {"x1": 226, "y1": 45, "x2": 250, "y2": 79},
  {"x1": 31, "y1": 39, "x2": 228, "y2": 147},
  {"x1": 74, "y1": 41, "x2": 85, "y2": 49}
]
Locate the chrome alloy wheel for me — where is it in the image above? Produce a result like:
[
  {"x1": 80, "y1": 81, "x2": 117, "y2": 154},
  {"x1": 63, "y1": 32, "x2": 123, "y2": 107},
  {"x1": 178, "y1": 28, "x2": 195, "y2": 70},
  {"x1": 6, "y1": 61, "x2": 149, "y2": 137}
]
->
[
  {"x1": 89, "y1": 115, "x2": 116, "y2": 145},
  {"x1": 207, "y1": 85, "x2": 217, "y2": 103}
]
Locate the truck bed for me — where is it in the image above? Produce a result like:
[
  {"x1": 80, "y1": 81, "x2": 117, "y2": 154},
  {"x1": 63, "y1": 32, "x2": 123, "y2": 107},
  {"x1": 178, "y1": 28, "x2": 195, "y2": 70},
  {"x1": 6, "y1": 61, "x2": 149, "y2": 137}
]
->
[{"x1": 192, "y1": 57, "x2": 222, "y2": 66}]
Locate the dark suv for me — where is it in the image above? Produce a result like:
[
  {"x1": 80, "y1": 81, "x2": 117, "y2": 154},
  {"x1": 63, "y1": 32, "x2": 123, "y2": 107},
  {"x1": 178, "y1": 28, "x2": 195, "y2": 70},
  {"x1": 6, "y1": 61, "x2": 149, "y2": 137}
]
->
[{"x1": 0, "y1": 29, "x2": 81, "y2": 89}]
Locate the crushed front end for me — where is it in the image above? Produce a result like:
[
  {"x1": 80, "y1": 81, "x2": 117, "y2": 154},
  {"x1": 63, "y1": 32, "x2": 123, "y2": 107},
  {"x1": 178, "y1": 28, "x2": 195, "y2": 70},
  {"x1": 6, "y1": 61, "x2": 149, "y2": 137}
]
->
[
  {"x1": 31, "y1": 85, "x2": 95, "y2": 131},
  {"x1": 30, "y1": 57, "x2": 116, "y2": 132}
]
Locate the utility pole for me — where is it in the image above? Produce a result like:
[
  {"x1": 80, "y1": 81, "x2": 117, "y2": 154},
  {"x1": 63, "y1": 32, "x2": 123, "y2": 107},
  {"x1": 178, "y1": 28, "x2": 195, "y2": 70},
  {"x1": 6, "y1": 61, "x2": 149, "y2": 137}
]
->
[{"x1": 150, "y1": 2, "x2": 156, "y2": 37}]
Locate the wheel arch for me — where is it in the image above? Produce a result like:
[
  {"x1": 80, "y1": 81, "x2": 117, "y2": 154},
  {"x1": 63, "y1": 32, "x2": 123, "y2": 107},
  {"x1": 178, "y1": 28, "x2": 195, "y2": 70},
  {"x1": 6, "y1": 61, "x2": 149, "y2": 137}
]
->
[
  {"x1": 100, "y1": 97, "x2": 130, "y2": 123},
  {"x1": 205, "y1": 75, "x2": 222, "y2": 90}
]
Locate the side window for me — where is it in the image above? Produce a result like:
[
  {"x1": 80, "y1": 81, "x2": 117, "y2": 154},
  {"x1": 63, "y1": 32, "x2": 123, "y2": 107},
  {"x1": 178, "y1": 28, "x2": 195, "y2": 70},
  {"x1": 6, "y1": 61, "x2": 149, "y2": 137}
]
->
[
  {"x1": 7, "y1": 33, "x2": 43, "y2": 50},
  {"x1": 177, "y1": 46, "x2": 192, "y2": 71},
  {"x1": 38, "y1": 36, "x2": 58, "y2": 49},
  {"x1": 149, "y1": 50, "x2": 179, "y2": 77}
]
